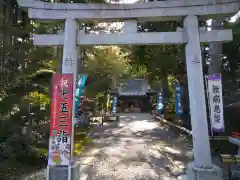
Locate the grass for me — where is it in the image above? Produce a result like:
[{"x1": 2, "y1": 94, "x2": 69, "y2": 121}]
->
[
  {"x1": 74, "y1": 124, "x2": 93, "y2": 156},
  {"x1": 74, "y1": 135, "x2": 93, "y2": 156}
]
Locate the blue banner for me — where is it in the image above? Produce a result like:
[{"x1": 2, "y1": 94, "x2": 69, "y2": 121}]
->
[
  {"x1": 175, "y1": 84, "x2": 183, "y2": 115},
  {"x1": 75, "y1": 74, "x2": 87, "y2": 116},
  {"x1": 112, "y1": 95, "x2": 118, "y2": 114},
  {"x1": 157, "y1": 90, "x2": 164, "y2": 115}
]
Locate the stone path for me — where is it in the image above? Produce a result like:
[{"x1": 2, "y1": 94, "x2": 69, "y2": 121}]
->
[
  {"x1": 20, "y1": 113, "x2": 237, "y2": 180},
  {"x1": 78, "y1": 113, "x2": 192, "y2": 180}
]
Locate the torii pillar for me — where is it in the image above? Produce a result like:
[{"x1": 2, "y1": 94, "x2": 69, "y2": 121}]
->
[{"x1": 181, "y1": 15, "x2": 222, "y2": 180}]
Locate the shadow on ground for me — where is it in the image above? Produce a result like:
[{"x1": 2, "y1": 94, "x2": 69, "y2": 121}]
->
[{"x1": 78, "y1": 113, "x2": 192, "y2": 180}]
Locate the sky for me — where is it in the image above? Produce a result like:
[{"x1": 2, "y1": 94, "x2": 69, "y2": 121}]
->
[{"x1": 120, "y1": 0, "x2": 239, "y2": 23}]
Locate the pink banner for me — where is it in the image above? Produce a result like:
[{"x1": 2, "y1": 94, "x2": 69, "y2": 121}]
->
[{"x1": 48, "y1": 73, "x2": 73, "y2": 166}]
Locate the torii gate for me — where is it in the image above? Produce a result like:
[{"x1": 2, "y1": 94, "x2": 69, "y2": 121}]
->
[{"x1": 17, "y1": 0, "x2": 239, "y2": 180}]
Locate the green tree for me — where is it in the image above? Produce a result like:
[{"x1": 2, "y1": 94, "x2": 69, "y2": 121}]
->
[
  {"x1": 222, "y1": 18, "x2": 240, "y2": 104},
  {"x1": 0, "y1": 0, "x2": 112, "y2": 173},
  {"x1": 84, "y1": 46, "x2": 129, "y2": 98}
]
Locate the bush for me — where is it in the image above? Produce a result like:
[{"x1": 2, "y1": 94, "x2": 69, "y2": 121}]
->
[{"x1": 24, "y1": 147, "x2": 47, "y2": 166}]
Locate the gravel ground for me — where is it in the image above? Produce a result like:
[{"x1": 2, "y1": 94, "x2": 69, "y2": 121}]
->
[
  {"x1": 20, "y1": 169, "x2": 47, "y2": 180},
  {"x1": 79, "y1": 113, "x2": 192, "y2": 180},
  {"x1": 21, "y1": 113, "x2": 239, "y2": 180}
]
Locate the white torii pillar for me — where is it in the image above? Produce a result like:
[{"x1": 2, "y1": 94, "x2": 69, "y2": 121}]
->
[
  {"x1": 182, "y1": 15, "x2": 222, "y2": 180},
  {"x1": 62, "y1": 18, "x2": 78, "y2": 180},
  {"x1": 45, "y1": 18, "x2": 79, "y2": 180}
]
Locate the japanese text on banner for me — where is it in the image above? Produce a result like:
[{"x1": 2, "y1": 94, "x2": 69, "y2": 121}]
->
[
  {"x1": 48, "y1": 74, "x2": 73, "y2": 166},
  {"x1": 175, "y1": 84, "x2": 183, "y2": 115},
  {"x1": 112, "y1": 96, "x2": 118, "y2": 114},
  {"x1": 207, "y1": 74, "x2": 224, "y2": 132}
]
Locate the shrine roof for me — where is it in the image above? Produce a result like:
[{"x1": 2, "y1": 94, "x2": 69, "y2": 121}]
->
[{"x1": 118, "y1": 79, "x2": 150, "y2": 96}]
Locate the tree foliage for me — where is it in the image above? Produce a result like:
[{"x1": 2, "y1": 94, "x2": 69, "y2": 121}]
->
[
  {"x1": 0, "y1": 2, "x2": 132, "y2": 173},
  {"x1": 84, "y1": 46, "x2": 129, "y2": 97},
  {"x1": 0, "y1": 1, "x2": 124, "y2": 177},
  {"x1": 221, "y1": 18, "x2": 240, "y2": 104}
]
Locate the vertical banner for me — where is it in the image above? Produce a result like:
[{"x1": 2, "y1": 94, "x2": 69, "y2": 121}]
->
[
  {"x1": 157, "y1": 90, "x2": 164, "y2": 115},
  {"x1": 175, "y1": 84, "x2": 183, "y2": 115},
  {"x1": 207, "y1": 74, "x2": 224, "y2": 132},
  {"x1": 75, "y1": 74, "x2": 87, "y2": 116},
  {"x1": 112, "y1": 95, "x2": 118, "y2": 115},
  {"x1": 48, "y1": 74, "x2": 73, "y2": 166},
  {"x1": 106, "y1": 94, "x2": 110, "y2": 110}
]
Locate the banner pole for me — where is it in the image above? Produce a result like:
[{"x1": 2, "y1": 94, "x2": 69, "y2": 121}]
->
[
  {"x1": 46, "y1": 166, "x2": 49, "y2": 180},
  {"x1": 205, "y1": 75, "x2": 213, "y2": 137}
]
